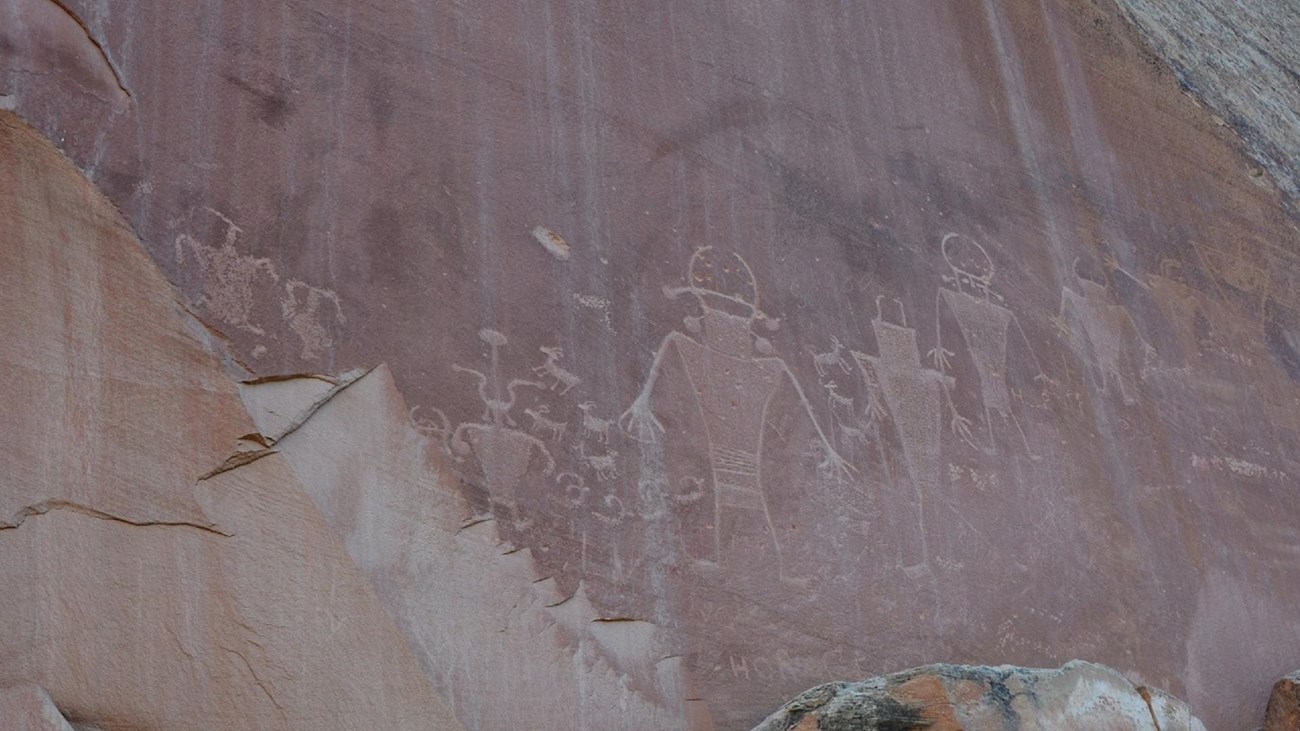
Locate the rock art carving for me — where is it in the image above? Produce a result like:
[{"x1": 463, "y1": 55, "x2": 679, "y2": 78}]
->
[
  {"x1": 852, "y1": 297, "x2": 962, "y2": 571},
  {"x1": 173, "y1": 207, "x2": 277, "y2": 335},
  {"x1": 581, "y1": 445, "x2": 620, "y2": 482},
  {"x1": 933, "y1": 233, "x2": 1044, "y2": 454},
  {"x1": 823, "y1": 380, "x2": 856, "y2": 423},
  {"x1": 572, "y1": 293, "x2": 617, "y2": 333},
  {"x1": 673, "y1": 476, "x2": 708, "y2": 506},
  {"x1": 281, "y1": 279, "x2": 345, "y2": 360},
  {"x1": 532, "y1": 345, "x2": 582, "y2": 394},
  {"x1": 1055, "y1": 257, "x2": 1156, "y2": 405},
  {"x1": 809, "y1": 336, "x2": 851, "y2": 377},
  {"x1": 834, "y1": 421, "x2": 871, "y2": 453},
  {"x1": 174, "y1": 207, "x2": 345, "y2": 359},
  {"x1": 523, "y1": 404, "x2": 568, "y2": 441},
  {"x1": 621, "y1": 246, "x2": 850, "y2": 580},
  {"x1": 556, "y1": 471, "x2": 590, "y2": 509},
  {"x1": 410, "y1": 405, "x2": 451, "y2": 452},
  {"x1": 578, "y1": 401, "x2": 613, "y2": 446},
  {"x1": 822, "y1": 380, "x2": 873, "y2": 455},
  {"x1": 450, "y1": 329, "x2": 554, "y2": 515}
]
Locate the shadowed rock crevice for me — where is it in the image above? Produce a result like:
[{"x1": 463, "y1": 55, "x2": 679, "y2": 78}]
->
[{"x1": 0, "y1": 499, "x2": 231, "y2": 537}]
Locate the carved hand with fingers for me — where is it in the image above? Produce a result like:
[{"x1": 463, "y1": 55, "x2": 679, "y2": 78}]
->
[
  {"x1": 927, "y1": 345, "x2": 956, "y2": 373},
  {"x1": 620, "y1": 398, "x2": 666, "y2": 444},
  {"x1": 947, "y1": 399, "x2": 977, "y2": 449},
  {"x1": 1102, "y1": 252, "x2": 1121, "y2": 273}
]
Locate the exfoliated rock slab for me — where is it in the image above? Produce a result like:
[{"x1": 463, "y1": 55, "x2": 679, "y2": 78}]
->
[
  {"x1": 240, "y1": 366, "x2": 712, "y2": 730},
  {"x1": 752, "y1": 661, "x2": 1205, "y2": 731},
  {"x1": 0, "y1": 685, "x2": 77, "y2": 731},
  {"x1": 0, "y1": 109, "x2": 463, "y2": 731},
  {"x1": 1264, "y1": 671, "x2": 1300, "y2": 731}
]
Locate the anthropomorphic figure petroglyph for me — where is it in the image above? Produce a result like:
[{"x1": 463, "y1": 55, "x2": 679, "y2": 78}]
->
[
  {"x1": 824, "y1": 380, "x2": 856, "y2": 423},
  {"x1": 281, "y1": 279, "x2": 344, "y2": 360},
  {"x1": 450, "y1": 329, "x2": 555, "y2": 517},
  {"x1": 932, "y1": 233, "x2": 1044, "y2": 455},
  {"x1": 410, "y1": 405, "x2": 451, "y2": 453},
  {"x1": 823, "y1": 380, "x2": 872, "y2": 455},
  {"x1": 1055, "y1": 257, "x2": 1156, "y2": 405},
  {"x1": 853, "y1": 297, "x2": 965, "y2": 572},
  {"x1": 620, "y1": 247, "x2": 851, "y2": 581},
  {"x1": 173, "y1": 207, "x2": 278, "y2": 335}
]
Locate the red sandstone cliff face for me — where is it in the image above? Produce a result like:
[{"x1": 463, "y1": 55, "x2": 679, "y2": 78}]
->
[{"x1": 4, "y1": 0, "x2": 1300, "y2": 728}]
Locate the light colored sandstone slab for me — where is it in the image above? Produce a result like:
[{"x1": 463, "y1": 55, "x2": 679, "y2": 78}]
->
[
  {"x1": 0, "y1": 685, "x2": 77, "y2": 731},
  {"x1": 242, "y1": 366, "x2": 713, "y2": 730},
  {"x1": 0, "y1": 110, "x2": 463, "y2": 731}
]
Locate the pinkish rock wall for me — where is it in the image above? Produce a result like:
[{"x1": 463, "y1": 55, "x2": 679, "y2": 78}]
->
[{"x1": 4, "y1": 0, "x2": 1300, "y2": 728}]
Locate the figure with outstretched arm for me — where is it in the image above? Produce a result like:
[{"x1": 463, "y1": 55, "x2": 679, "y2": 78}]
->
[
  {"x1": 618, "y1": 331, "x2": 683, "y2": 444},
  {"x1": 446, "y1": 329, "x2": 556, "y2": 521},
  {"x1": 619, "y1": 247, "x2": 852, "y2": 581},
  {"x1": 930, "y1": 234, "x2": 1049, "y2": 455}
]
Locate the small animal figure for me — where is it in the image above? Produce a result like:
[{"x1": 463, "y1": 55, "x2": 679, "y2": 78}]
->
[
  {"x1": 583, "y1": 448, "x2": 619, "y2": 482},
  {"x1": 524, "y1": 404, "x2": 568, "y2": 441},
  {"x1": 532, "y1": 346, "x2": 581, "y2": 394},
  {"x1": 809, "y1": 336, "x2": 851, "y2": 377},
  {"x1": 578, "y1": 402, "x2": 613, "y2": 445},
  {"x1": 836, "y1": 422, "x2": 870, "y2": 450}
]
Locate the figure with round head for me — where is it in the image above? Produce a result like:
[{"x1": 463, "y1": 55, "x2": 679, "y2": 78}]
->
[
  {"x1": 448, "y1": 328, "x2": 554, "y2": 523},
  {"x1": 941, "y1": 232, "x2": 1000, "y2": 303},
  {"x1": 932, "y1": 232, "x2": 1047, "y2": 456},
  {"x1": 661, "y1": 246, "x2": 782, "y2": 356},
  {"x1": 620, "y1": 247, "x2": 851, "y2": 582}
]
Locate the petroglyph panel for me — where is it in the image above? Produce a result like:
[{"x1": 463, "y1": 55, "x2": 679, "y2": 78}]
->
[
  {"x1": 15, "y1": 1, "x2": 1300, "y2": 727},
  {"x1": 173, "y1": 209, "x2": 278, "y2": 335}
]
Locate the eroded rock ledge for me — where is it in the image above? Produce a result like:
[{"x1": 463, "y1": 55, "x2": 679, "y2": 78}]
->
[{"x1": 751, "y1": 661, "x2": 1205, "y2": 731}]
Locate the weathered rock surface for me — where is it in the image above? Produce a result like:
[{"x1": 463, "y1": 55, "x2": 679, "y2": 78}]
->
[
  {"x1": 1111, "y1": 1, "x2": 1300, "y2": 204},
  {"x1": 1264, "y1": 671, "x2": 1300, "y2": 731},
  {"x1": 5, "y1": 0, "x2": 1300, "y2": 729},
  {"x1": 752, "y1": 662, "x2": 1205, "y2": 731},
  {"x1": 0, "y1": 110, "x2": 462, "y2": 730},
  {"x1": 240, "y1": 367, "x2": 712, "y2": 729},
  {"x1": 0, "y1": 685, "x2": 78, "y2": 731}
]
